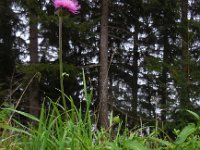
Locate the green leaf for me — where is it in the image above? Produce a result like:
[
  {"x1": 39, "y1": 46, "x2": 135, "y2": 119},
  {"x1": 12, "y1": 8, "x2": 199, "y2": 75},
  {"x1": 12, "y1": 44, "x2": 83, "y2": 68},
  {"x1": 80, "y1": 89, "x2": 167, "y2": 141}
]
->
[
  {"x1": 175, "y1": 123, "x2": 196, "y2": 144},
  {"x1": 0, "y1": 123, "x2": 31, "y2": 136},
  {"x1": 125, "y1": 140, "x2": 148, "y2": 150},
  {"x1": 186, "y1": 110, "x2": 200, "y2": 121},
  {"x1": 4, "y1": 108, "x2": 39, "y2": 122},
  {"x1": 148, "y1": 137, "x2": 175, "y2": 149}
]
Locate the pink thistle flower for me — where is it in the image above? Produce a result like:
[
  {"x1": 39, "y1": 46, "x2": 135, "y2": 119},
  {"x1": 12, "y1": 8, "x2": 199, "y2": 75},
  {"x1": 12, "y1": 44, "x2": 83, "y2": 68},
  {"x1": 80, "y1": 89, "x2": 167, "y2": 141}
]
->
[{"x1": 54, "y1": 0, "x2": 81, "y2": 14}]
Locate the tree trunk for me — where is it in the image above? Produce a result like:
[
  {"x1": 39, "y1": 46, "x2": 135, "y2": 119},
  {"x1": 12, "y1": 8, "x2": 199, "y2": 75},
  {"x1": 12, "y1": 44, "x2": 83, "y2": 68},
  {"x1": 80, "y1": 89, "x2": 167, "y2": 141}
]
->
[
  {"x1": 132, "y1": 22, "x2": 139, "y2": 123},
  {"x1": 180, "y1": 0, "x2": 190, "y2": 109},
  {"x1": 160, "y1": 33, "x2": 169, "y2": 122},
  {"x1": 28, "y1": 13, "x2": 40, "y2": 117},
  {"x1": 28, "y1": 77, "x2": 40, "y2": 117},
  {"x1": 29, "y1": 14, "x2": 38, "y2": 63},
  {"x1": 98, "y1": 0, "x2": 109, "y2": 128}
]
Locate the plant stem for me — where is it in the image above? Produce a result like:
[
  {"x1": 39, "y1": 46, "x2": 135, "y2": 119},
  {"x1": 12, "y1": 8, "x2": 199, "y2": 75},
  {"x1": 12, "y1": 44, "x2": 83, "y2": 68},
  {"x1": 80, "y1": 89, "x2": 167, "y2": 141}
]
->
[{"x1": 59, "y1": 16, "x2": 67, "y2": 110}]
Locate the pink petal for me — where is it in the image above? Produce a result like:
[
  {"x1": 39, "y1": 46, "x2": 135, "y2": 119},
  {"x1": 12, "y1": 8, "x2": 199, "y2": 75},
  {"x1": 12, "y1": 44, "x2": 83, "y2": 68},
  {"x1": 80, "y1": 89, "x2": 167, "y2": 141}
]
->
[{"x1": 54, "y1": 0, "x2": 81, "y2": 14}]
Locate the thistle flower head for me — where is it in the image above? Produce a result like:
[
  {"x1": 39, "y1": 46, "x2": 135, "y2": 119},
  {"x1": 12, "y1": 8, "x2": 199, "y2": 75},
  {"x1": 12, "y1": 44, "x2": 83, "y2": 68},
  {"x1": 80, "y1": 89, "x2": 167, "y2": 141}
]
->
[{"x1": 54, "y1": 0, "x2": 81, "y2": 14}]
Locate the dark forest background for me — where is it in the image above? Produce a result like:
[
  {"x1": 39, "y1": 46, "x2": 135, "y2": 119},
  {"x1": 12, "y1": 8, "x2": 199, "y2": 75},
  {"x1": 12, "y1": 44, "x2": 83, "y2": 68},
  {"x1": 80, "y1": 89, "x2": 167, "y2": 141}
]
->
[{"x1": 0, "y1": 0, "x2": 200, "y2": 131}]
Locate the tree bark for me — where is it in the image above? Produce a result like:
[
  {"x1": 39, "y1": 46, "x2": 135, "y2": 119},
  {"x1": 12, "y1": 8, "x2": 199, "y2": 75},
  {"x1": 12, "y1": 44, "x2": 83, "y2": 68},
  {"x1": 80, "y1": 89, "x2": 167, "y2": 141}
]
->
[
  {"x1": 98, "y1": 0, "x2": 109, "y2": 128},
  {"x1": 29, "y1": 14, "x2": 38, "y2": 63},
  {"x1": 180, "y1": 0, "x2": 190, "y2": 109},
  {"x1": 160, "y1": 33, "x2": 169, "y2": 122},
  {"x1": 28, "y1": 13, "x2": 40, "y2": 117},
  {"x1": 132, "y1": 22, "x2": 139, "y2": 123}
]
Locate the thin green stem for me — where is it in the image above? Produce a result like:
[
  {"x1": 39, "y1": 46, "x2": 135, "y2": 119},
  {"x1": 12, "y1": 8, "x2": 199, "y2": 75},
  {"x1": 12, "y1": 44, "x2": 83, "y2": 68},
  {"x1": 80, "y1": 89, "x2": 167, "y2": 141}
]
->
[{"x1": 59, "y1": 16, "x2": 67, "y2": 110}]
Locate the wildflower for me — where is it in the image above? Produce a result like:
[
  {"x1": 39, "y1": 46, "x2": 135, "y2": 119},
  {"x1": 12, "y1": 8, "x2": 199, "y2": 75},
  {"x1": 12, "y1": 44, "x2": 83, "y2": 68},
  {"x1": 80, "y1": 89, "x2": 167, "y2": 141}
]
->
[{"x1": 53, "y1": 0, "x2": 81, "y2": 14}]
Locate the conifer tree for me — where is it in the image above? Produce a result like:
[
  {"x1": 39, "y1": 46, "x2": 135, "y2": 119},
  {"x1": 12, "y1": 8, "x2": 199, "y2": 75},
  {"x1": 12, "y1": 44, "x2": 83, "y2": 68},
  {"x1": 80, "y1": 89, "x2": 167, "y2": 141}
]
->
[{"x1": 0, "y1": 0, "x2": 16, "y2": 100}]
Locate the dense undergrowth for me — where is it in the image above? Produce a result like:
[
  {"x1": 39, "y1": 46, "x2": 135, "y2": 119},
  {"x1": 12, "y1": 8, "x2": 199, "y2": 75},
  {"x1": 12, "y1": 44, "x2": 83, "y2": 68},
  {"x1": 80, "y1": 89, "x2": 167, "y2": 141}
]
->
[
  {"x1": 1, "y1": 102, "x2": 200, "y2": 149},
  {"x1": 0, "y1": 73, "x2": 200, "y2": 149}
]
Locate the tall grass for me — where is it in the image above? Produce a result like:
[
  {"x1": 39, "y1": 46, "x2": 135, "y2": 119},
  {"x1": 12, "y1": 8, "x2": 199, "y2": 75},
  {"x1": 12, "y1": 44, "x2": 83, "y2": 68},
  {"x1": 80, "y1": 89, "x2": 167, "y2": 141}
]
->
[{"x1": 1, "y1": 71, "x2": 200, "y2": 149}]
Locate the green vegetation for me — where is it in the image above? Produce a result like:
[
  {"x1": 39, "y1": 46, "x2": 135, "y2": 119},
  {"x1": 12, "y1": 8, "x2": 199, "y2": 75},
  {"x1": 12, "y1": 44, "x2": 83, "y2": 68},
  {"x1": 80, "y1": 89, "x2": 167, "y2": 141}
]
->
[
  {"x1": 1, "y1": 73, "x2": 200, "y2": 149},
  {"x1": 1, "y1": 102, "x2": 200, "y2": 150}
]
